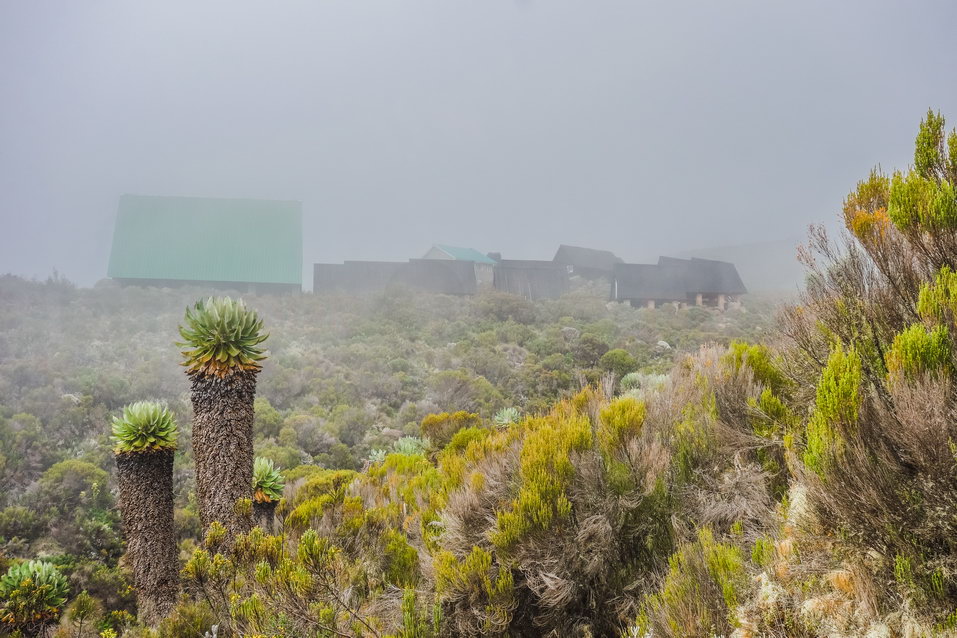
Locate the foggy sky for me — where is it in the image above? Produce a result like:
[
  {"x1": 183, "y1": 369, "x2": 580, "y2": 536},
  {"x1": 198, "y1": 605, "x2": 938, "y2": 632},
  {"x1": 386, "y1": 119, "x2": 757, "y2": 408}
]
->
[{"x1": 2, "y1": 1, "x2": 956, "y2": 288}]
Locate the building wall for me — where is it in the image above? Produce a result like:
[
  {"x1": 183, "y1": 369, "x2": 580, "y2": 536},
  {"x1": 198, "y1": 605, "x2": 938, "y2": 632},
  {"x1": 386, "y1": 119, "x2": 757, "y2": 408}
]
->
[
  {"x1": 571, "y1": 266, "x2": 614, "y2": 280},
  {"x1": 315, "y1": 261, "x2": 478, "y2": 296},
  {"x1": 115, "y1": 278, "x2": 300, "y2": 294},
  {"x1": 496, "y1": 265, "x2": 569, "y2": 300},
  {"x1": 475, "y1": 263, "x2": 494, "y2": 286}
]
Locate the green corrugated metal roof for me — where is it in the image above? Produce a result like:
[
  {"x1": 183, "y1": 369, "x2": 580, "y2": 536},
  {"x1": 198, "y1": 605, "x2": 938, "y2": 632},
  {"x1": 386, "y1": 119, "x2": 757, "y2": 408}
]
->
[
  {"x1": 434, "y1": 244, "x2": 496, "y2": 264},
  {"x1": 107, "y1": 195, "x2": 302, "y2": 285}
]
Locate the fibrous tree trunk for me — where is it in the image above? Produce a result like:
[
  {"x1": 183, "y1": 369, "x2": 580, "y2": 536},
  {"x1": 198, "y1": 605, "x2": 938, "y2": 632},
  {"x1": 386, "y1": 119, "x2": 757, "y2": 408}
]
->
[
  {"x1": 19, "y1": 619, "x2": 56, "y2": 638},
  {"x1": 190, "y1": 371, "x2": 257, "y2": 541},
  {"x1": 253, "y1": 500, "x2": 278, "y2": 533},
  {"x1": 115, "y1": 450, "x2": 179, "y2": 625}
]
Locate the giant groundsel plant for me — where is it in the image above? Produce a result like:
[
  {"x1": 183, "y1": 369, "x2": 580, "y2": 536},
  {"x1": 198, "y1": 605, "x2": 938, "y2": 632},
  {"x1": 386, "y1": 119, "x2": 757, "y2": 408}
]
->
[
  {"x1": 178, "y1": 296, "x2": 268, "y2": 377},
  {"x1": 112, "y1": 401, "x2": 178, "y2": 453}
]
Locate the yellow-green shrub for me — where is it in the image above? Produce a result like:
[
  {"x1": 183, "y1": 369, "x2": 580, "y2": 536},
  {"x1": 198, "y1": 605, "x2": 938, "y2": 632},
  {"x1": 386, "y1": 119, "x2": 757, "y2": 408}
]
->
[
  {"x1": 599, "y1": 396, "x2": 645, "y2": 448},
  {"x1": 725, "y1": 341, "x2": 790, "y2": 395},
  {"x1": 490, "y1": 413, "x2": 592, "y2": 550},
  {"x1": 918, "y1": 266, "x2": 957, "y2": 323},
  {"x1": 888, "y1": 171, "x2": 957, "y2": 231},
  {"x1": 672, "y1": 389, "x2": 718, "y2": 483},
  {"x1": 383, "y1": 530, "x2": 419, "y2": 588},
  {"x1": 634, "y1": 528, "x2": 746, "y2": 638},
  {"x1": 285, "y1": 493, "x2": 342, "y2": 533},
  {"x1": 434, "y1": 546, "x2": 514, "y2": 633},
  {"x1": 803, "y1": 345, "x2": 862, "y2": 477},
  {"x1": 885, "y1": 324, "x2": 951, "y2": 381},
  {"x1": 287, "y1": 469, "x2": 356, "y2": 509},
  {"x1": 843, "y1": 169, "x2": 891, "y2": 242},
  {"x1": 598, "y1": 396, "x2": 646, "y2": 493},
  {"x1": 444, "y1": 426, "x2": 489, "y2": 454},
  {"x1": 420, "y1": 411, "x2": 481, "y2": 449}
]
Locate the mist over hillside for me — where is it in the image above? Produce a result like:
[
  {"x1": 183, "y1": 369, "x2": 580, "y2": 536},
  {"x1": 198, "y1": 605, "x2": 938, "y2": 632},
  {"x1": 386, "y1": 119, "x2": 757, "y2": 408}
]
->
[
  {"x1": 0, "y1": 274, "x2": 784, "y2": 635},
  {"x1": 3, "y1": 1, "x2": 957, "y2": 637},
  {"x1": 2, "y1": 2, "x2": 955, "y2": 285},
  {"x1": 676, "y1": 237, "x2": 808, "y2": 293}
]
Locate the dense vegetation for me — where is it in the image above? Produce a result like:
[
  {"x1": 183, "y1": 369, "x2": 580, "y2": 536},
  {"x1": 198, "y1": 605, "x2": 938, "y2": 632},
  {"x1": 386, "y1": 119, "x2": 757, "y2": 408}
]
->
[
  {"x1": 5, "y1": 109, "x2": 957, "y2": 637},
  {"x1": 0, "y1": 272, "x2": 773, "y2": 636}
]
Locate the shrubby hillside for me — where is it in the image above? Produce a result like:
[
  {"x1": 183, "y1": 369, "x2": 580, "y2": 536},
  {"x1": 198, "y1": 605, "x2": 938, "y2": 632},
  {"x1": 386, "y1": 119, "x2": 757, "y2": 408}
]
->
[
  {"x1": 5, "y1": 110, "x2": 957, "y2": 638},
  {"x1": 0, "y1": 273, "x2": 775, "y2": 636}
]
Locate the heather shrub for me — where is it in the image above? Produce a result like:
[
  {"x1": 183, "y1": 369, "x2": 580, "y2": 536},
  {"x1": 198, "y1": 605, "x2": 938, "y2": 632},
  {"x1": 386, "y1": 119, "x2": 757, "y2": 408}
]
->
[
  {"x1": 633, "y1": 528, "x2": 748, "y2": 638},
  {"x1": 917, "y1": 265, "x2": 957, "y2": 323},
  {"x1": 776, "y1": 110, "x2": 957, "y2": 629},
  {"x1": 154, "y1": 600, "x2": 216, "y2": 638},
  {"x1": 885, "y1": 323, "x2": 951, "y2": 381},
  {"x1": 432, "y1": 384, "x2": 707, "y2": 636},
  {"x1": 489, "y1": 410, "x2": 592, "y2": 550},
  {"x1": 599, "y1": 348, "x2": 639, "y2": 379},
  {"x1": 420, "y1": 411, "x2": 481, "y2": 450},
  {"x1": 724, "y1": 340, "x2": 790, "y2": 395},
  {"x1": 434, "y1": 546, "x2": 515, "y2": 636},
  {"x1": 802, "y1": 345, "x2": 862, "y2": 477}
]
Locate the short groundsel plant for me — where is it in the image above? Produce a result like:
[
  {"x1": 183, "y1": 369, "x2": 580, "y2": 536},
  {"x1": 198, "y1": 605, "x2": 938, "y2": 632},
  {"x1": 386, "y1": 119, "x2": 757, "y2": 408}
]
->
[
  {"x1": 177, "y1": 296, "x2": 269, "y2": 378},
  {"x1": 252, "y1": 457, "x2": 284, "y2": 503},
  {"x1": 112, "y1": 401, "x2": 178, "y2": 453},
  {"x1": 0, "y1": 560, "x2": 69, "y2": 628},
  {"x1": 494, "y1": 406, "x2": 521, "y2": 427}
]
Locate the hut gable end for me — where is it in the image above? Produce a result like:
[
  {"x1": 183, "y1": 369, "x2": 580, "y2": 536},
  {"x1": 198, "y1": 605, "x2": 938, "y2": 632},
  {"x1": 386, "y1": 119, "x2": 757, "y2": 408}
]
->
[
  {"x1": 552, "y1": 245, "x2": 624, "y2": 274},
  {"x1": 612, "y1": 257, "x2": 747, "y2": 306},
  {"x1": 493, "y1": 260, "x2": 570, "y2": 300}
]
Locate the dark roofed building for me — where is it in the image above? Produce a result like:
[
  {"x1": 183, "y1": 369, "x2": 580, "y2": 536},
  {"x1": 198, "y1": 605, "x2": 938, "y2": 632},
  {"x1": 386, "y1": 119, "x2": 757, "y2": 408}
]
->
[
  {"x1": 313, "y1": 261, "x2": 405, "y2": 294},
  {"x1": 552, "y1": 244, "x2": 624, "y2": 279},
  {"x1": 108, "y1": 194, "x2": 302, "y2": 293},
  {"x1": 612, "y1": 257, "x2": 747, "y2": 309},
  {"x1": 493, "y1": 260, "x2": 570, "y2": 300},
  {"x1": 658, "y1": 257, "x2": 747, "y2": 306},
  {"x1": 686, "y1": 257, "x2": 748, "y2": 297},
  {"x1": 612, "y1": 263, "x2": 687, "y2": 306},
  {"x1": 403, "y1": 259, "x2": 478, "y2": 295},
  {"x1": 313, "y1": 259, "x2": 477, "y2": 295},
  {"x1": 313, "y1": 263, "x2": 348, "y2": 293}
]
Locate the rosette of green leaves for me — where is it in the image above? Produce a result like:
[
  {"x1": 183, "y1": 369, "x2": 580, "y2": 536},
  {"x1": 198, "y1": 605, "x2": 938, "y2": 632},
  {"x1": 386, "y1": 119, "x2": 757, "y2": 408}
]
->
[
  {"x1": 252, "y1": 457, "x2": 284, "y2": 503},
  {"x1": 494, "y1": 407, "x2": 521, "y2": 427},
  {"x1": 112, "y1": 401, "x2": 178, "y2": 453},
  {"x1": 177, "y1": 297, "x2": 268, "y2": 378},
  {"x1": 392, "y1": 436, "x2": 428, "y2": 456},
  {"x1": 0, "y1": 560, "x2": 69, "y2": 627}
]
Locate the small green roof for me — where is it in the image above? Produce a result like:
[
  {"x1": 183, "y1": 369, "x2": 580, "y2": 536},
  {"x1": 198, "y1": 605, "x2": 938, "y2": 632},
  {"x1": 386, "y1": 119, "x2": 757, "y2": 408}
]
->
[
  {"x1": 434, "y1": 244, "x2": 496, "y2": 264},
  {"x1": 108, "y1": 195, "x2": 302, "y2": 286}
]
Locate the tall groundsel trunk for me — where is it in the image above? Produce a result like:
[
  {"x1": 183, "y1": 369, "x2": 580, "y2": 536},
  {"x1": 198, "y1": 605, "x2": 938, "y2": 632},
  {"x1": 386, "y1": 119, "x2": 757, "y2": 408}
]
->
[
  {"x1": 190, "y1": 370, "x2": 258, "y2": 536},
  {"x1": 115, "y1": 450, "x2": 179, "y2": 624},
  {"x1": 178, "y1": 297, "x2": 269, "y2": 543},
  {"x1": 111, "y1": 400, "x2": 181, "y2": 626}
]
